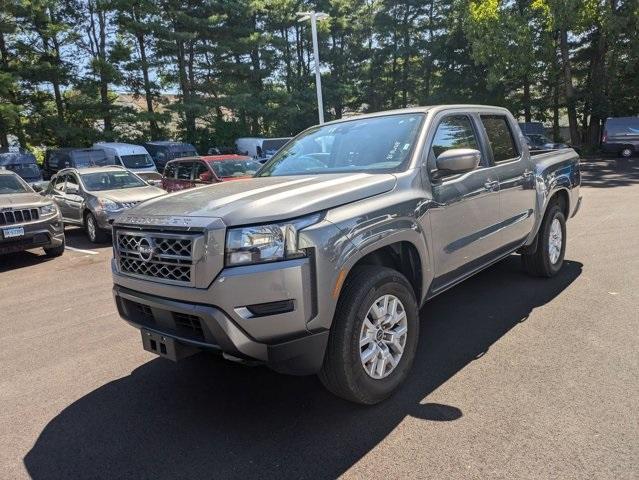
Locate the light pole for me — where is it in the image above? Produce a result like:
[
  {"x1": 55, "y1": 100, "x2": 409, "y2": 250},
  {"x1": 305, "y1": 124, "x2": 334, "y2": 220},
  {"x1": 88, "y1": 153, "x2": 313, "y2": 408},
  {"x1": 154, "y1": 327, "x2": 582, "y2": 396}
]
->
[{"x1": 297, "y1": 11, "x2": 329, "y2": 124}]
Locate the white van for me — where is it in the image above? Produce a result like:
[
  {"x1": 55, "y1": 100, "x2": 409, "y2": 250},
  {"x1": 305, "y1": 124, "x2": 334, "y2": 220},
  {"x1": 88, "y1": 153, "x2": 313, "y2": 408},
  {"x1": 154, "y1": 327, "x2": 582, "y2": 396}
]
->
[
  {"x1": 234, "y1": 137, "x2": 264, "y2": 158},
  {"x1": 92, "y1": 143, "x2": 158, "y2": 175},
  {"x1": 235, "y1": 137, "x2": 292, "y2": 161}
]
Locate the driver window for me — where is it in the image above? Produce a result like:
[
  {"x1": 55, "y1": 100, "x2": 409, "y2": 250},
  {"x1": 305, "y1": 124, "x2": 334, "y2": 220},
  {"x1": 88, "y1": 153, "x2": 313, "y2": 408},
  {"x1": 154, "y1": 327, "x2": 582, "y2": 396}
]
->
[
  {"x1": 424, "y1": 115, "x2": 483, "y2": 180},
  {"x1": 66, "y1": 174, "x2": 79, "y2": 192},
  {"x1": 53, "y1": 175, "x2": 66, "y2": 193}
]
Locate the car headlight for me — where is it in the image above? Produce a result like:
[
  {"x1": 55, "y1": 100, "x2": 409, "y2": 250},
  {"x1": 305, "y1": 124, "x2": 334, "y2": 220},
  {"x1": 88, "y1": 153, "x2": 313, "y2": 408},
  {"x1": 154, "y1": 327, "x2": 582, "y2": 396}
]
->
[
  {"x1": 225, "y1": 213, "x2": 322, "y2": 266},
  {"x1": 39, "y1": 203, "x2": 58, "y2": 216},
  {"x1": 97, "y1": 198, "x2": 122, "y2": 212}
]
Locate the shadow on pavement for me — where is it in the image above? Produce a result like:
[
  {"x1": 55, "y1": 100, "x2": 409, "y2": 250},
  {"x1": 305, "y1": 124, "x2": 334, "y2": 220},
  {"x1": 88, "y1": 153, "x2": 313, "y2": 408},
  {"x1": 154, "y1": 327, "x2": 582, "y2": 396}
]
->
[
  {"x1": 580, "y1": 157, "x2": 638, "y2": 188},
  {"x1": 63, "y1": 226, "x2": 111, "y2": 250},
  {"x1": 24, "y1": 256, "x2": 582, "y2": 479},
  {"x1": 0, "y1": 250, "x2": 52, "y2": 272}
]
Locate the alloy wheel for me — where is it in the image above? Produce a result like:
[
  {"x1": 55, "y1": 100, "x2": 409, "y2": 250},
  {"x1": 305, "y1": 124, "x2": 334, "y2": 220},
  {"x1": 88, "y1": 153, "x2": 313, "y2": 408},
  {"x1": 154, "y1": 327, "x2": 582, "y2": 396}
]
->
[
  {"x1": 548, "y1": 217, "x2": 563, "y2": 264},
  {"x1": 359, "y1": 294, "x2": 408, "y2": 379}
]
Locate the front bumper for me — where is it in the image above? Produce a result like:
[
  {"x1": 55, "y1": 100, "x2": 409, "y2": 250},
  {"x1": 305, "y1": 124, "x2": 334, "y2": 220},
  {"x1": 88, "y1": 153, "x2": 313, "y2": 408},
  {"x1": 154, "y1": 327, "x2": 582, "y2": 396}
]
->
[
  {"x1": 113, "y1": 285, "x2": 328, "y2": 375},
  {"x1": 0, "y1": 214, "x2": 64, "y2": 254}
]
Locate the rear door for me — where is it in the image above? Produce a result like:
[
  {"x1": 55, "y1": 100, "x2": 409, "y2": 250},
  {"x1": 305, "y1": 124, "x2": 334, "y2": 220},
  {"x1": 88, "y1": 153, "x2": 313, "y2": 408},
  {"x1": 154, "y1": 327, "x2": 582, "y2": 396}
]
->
[
  {"x1": 425, "y1": 112, "x2": 502, "y2": 291},
  {"x1": 479, "y1": 114, "x2": 536, "y2": 247}
]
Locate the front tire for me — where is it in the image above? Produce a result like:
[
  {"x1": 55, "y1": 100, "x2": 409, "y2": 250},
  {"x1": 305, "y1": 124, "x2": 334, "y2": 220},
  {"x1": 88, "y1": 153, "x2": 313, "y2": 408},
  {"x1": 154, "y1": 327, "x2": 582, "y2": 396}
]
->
[
  {"x1": 44, "y1": 238, "x2": 65, "y2": 258},
  {"x1": 319, "y1": 266, "x2": 419, "y2": 405},
  {"x1": 85, "y1": 212, "x2": 109, "y2": 244},
  {"x1": 522, "y1": 203, "x2": 566, "y2": 277}
]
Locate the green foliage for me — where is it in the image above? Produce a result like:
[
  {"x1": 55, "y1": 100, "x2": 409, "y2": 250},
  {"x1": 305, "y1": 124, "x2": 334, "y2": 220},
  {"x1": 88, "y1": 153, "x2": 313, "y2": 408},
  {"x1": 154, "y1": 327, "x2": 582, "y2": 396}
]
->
[{"x1": 0, "y1": 0, "x2": 637, "y2": 150}]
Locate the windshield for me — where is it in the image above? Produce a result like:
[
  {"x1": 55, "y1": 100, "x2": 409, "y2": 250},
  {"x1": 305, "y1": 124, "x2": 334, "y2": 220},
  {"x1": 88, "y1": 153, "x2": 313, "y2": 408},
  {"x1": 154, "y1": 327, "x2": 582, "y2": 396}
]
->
[
  {"x1": 81, "y1": 170, "x2": 147, "y2": 191},
  {"x1": 5, "y1": 163, "x2": 41, "y2": 178},
  {"x1": 120, "y1": 154, "x2": 154, "y2": 168},
  {"x1": 210, "y1": 158, "x2": 262, "y2": 178},
  {"x1": 258, "y1": 113, "x2": 424, "y2": 177},
  {"x1": 0, "y1": 174, "x2": 30, "y2": 194},
  {"x1": 72, "y1": 150, "x2": 115, "y2": 168}
]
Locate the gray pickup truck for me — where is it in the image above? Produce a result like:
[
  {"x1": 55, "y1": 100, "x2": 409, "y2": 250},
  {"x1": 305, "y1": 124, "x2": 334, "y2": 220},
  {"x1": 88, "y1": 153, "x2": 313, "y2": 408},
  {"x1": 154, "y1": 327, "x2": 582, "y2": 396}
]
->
[{"x1": 111, "y1": 105, "x2": 581, "y2": 404}]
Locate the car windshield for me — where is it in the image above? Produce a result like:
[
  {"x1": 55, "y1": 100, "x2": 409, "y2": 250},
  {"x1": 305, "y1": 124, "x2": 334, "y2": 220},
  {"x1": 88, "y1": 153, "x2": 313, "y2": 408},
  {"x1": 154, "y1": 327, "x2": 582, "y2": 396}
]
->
[
  {"x1": 73, "y1": 150, "x2": 115, "y2": 168},
  {"x1": 81, "y1": 170, "x2": 147, "y2": 191},
  {"x1": 5, "y1": 163, "x2": 41, "y2": 178},
  {"x1": 0, "y1": 174, "x2": 30, "y2": 194},
  {"x1": 258, "y1": 113, "x2": 424, "y2": 177},
  {"x1": 210, "y1": 158, "x2": 262, "y2": 178},
  {"x1": 120, "y1": 154, "x2": 154, "y2": 168}
]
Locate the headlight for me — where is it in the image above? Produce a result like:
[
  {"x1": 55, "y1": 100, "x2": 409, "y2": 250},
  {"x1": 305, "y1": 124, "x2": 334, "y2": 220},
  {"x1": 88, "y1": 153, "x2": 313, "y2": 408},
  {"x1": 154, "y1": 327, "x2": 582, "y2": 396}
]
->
[
  {"x1": 39, "y1": 203, "x2": 58, "y2": 216},
  {"x1": 225, "y1": 213, "x2": 321, "y2": 266},
  {"x1": 97, "y1": 198, "x2": 121, "y2": 212}
]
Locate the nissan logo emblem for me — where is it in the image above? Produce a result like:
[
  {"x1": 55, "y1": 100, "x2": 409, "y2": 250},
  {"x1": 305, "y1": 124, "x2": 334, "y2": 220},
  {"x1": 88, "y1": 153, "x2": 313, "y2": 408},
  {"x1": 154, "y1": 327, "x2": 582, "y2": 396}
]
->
[{"x1": 137, "y1": 237, "x2": 155, "y2": 262}]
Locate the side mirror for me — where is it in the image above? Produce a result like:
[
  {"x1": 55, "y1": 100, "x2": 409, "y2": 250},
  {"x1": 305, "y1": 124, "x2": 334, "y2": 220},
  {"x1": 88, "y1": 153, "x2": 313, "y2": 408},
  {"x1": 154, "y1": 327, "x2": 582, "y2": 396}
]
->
[
  {"x1": 199, "y1": 172, "x2": 213, "y2": 182},
  {"x1": 31, "y1": 183, "x2": 43, "y2": 192},
  {"x1": 435, "y1": 148, "x2": 481, "y2": 176},
  {"x1": 66, "y1": 186, "x2": 79, "y2": 195}
]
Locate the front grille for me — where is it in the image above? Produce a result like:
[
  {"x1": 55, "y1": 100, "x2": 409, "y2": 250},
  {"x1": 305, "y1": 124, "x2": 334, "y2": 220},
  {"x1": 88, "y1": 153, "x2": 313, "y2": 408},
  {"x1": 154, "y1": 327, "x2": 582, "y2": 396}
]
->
[
  {"x1": 116, "y1": 230, "x2": 197, "y2": 284},
  {"x1": 0, "y1": 208, "x2": 39, "y2": 226}
]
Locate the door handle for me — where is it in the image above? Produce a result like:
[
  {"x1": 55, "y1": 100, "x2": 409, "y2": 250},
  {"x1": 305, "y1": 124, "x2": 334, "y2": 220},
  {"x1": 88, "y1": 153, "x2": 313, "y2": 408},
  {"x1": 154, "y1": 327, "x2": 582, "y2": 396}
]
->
[
  {"x1": 484, "y1": 180, "x2": 499, "y2": 191},
  {"x1": 522, "y1": 169, "x2": 533, "y2": 179}
]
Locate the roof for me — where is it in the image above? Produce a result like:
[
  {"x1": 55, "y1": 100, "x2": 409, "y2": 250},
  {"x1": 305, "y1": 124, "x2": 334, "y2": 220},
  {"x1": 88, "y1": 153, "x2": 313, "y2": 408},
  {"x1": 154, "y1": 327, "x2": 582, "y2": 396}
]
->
[
  {"x1": 56, "y1": 166, "x2": 129, "y2": 175},
  {"x1": 320, "y1": 104, "x2": 511, "y2": 127},
  {"x1": 202, "y1": 155, "x2": 252, "y2": 162},
  {"x1": 145, "y1": 141, "x2": 195, "y2": 147}
]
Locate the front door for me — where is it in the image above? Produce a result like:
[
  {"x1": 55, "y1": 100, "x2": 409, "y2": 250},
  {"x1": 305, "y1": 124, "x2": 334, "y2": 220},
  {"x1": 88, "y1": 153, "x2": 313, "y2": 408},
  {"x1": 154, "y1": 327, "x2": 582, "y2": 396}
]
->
[
  {"x1": 63, "y1": 172, "x2": 84, "y2": 223},
  {"x1": 424, "y1": 113, "x2": 502, "y2": 293}
]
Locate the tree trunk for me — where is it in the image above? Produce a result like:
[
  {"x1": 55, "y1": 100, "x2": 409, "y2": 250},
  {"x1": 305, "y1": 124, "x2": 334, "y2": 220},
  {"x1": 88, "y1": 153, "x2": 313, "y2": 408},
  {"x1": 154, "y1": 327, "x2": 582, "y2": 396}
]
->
[
  {"x1": 559, "y1": 28, "x2": 579, "y2": 145},
  {"x1": 523, "y1": 76, "x2": 531, "y2": 122},
  {"x1": 176, "y1": 38, "x2": 195, "y2": 143},
  {"x1": 136, "y1": 32, "x2": 159, "y2": 139}
]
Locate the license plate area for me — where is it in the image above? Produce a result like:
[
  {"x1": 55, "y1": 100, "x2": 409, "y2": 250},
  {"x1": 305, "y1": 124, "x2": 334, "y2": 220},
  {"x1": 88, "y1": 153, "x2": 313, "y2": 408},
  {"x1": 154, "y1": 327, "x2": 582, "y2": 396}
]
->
[
  {"x1": 3, "y1": 227, "x2": 24, "y2": 239},
  {"x1": 141, "y1": 329, "x2": 198, "y2": 361}
]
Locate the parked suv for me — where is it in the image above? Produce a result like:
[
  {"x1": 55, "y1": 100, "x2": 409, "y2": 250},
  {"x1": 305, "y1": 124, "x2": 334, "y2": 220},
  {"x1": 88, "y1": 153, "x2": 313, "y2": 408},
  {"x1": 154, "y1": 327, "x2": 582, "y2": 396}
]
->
[
  {"x1": 112, "y1": 105, "x2": 581, "y2": 404},
  {"x1": 144, "y1": 141, "x2": 198, "y2": 172},
  {"x1": 161, "y1": 155, "x2": 260, "y2": 192},
  {"x1": 45, "y1": 166, "x2": 165, "y2": 243},
  {"x1": 0, "y1": 150, "x2": 43, "y2": 187},
  {"x1": 601, "y1": 116, "x2": 639, "y2": 157},
  {"x1": 43, "y1": 148, "x2": 116, "y2": 180},
  {"x1": 0, "y1": 169, "x2": 64, "y2": 257}
]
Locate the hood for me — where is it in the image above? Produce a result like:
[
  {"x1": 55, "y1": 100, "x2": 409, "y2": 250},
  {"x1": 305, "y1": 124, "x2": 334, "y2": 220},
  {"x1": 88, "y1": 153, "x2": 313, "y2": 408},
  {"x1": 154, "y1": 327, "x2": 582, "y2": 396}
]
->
[
  {"x1": 100, "y1": 186, "x2": 165, "y2": 203},
  {"x1": 0, "y1": 192, "x2": 50, "y2": 208},
  {"x1": 127, "y1": 173, "x2": 397, "y2": 226}
]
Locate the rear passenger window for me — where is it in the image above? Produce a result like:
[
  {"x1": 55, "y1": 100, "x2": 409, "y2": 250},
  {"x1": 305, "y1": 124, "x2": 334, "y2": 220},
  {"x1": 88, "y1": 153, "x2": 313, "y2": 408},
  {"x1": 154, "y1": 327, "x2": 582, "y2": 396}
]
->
[
  {"x1": 164, "y1": 162, "x2": 177, "y2": 178},
  {"x1": 431, "y1": 115, "x2": 480, "y2": 159},
  {"x1": 480, "y1": 115, "x2": 519, "y2": 162},
  {"x1": 176, "y1": 162, "x2": 193, "y2": 180}
]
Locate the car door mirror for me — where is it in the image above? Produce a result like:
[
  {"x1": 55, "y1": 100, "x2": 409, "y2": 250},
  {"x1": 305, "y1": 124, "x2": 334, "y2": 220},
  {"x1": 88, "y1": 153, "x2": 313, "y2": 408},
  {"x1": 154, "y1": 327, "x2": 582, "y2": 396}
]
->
[
  {"x1": 199, "y1": 171, "x2": 213, "y2": 182},
  {"x1": 435, "y1": 148, "x2": 481, "y2": 176}
]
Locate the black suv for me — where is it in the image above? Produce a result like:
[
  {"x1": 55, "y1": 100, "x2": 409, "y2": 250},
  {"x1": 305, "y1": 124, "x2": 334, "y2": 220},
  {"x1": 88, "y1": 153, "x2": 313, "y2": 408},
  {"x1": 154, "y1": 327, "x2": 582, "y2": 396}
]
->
[{"x1": 43, "y1": 148, "x2": 116, "y2": 180}]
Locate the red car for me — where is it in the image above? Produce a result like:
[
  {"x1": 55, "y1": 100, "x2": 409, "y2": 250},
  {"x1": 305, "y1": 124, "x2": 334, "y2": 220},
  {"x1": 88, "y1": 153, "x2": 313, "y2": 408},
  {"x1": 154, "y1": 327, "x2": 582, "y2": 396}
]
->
[{"x1": 161, "y1": 155, "x2": 262, "y2": 192}]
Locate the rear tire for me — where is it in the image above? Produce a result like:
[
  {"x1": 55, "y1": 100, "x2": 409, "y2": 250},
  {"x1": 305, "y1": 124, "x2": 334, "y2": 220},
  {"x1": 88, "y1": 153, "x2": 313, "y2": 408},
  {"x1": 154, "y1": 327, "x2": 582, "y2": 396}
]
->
[
  {"x1": 522, "y1": 203, "x2": 566, "y2": 277},
  {"x1": 85, "y1": 212, "x2": 109, "y2": 244},
  {"x1": 44, "y1": 238, "x2": 65, "y2": 258},
  {"x1": 319, "y1": 265, "x2": 419, "y2": 405}
]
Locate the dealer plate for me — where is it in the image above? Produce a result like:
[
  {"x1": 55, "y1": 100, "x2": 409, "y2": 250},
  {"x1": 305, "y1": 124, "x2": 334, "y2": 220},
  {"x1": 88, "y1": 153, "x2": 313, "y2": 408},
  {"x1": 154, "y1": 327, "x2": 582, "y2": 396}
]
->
[{"x1": 2, "y1": 227, "x2": 24, "y2": 239}]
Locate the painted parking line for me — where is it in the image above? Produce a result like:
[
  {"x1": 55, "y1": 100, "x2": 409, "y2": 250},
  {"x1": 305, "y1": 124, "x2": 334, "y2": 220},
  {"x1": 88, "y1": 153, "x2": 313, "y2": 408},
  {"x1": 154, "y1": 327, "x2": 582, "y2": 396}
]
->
[{"x1": 65, "y1": 246, "x2": 100, "y2": 255}]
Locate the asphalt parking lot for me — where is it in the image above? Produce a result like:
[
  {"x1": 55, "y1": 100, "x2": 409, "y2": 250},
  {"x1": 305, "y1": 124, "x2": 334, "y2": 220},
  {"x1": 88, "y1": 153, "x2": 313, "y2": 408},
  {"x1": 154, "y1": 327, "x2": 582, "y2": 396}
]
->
[{"x1": 1, "y1": 158, "x2": 637, "y2": 479}]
